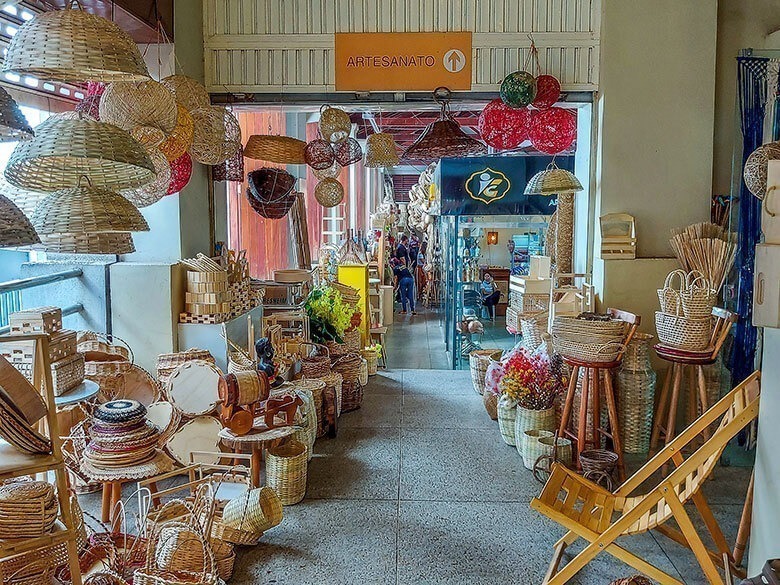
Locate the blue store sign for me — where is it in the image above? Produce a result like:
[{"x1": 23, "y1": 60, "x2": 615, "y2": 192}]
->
[{"x1": 438, "y1": 155, "x2": 574, "y2": 216}]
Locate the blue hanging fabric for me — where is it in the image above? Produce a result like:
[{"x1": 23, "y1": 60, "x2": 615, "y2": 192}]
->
[{"x1": 731, "y1": 56, "x2": 769, "y2": 384}]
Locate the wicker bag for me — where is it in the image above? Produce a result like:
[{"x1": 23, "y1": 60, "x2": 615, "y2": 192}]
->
[
  {"x1": 520, "y1": 311, "x2": 548, "y2": 351},
  {"x1": 134, "y1": 520, "x2": 218, "y2": 585},
  {"x1": 483, "y1": 391, "x2": 499, "y2": 420},
  {"x1": 657, "y1": 270, "x2": 686, "y2": 315},
  {"x1": 244, "y1": 135, "x2": 306, "y2": 165},
  {"x1": 680, "y1": 272, "x2": 716, "y2": 319},
  {"x1": 520, "y1": 429, "x2": 555, "y2": 470},
  {"x1": 266, "y1": 440, "x2": 307, "y2": 505},
  {"x1": 655, "y1": 312, "x2": 712, "y2": 351},
  {"x1": 514, "y1": 406, "x2": 556, "y2": 460},
  {"x1": 469, "y1": 349, "x2": 502, "y2": 395},
  {"x1": 497, "y1": 396, "x2": 517, "y2": 445}
]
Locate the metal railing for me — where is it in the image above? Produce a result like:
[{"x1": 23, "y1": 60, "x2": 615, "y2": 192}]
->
[{"x1": 0, "y1": 268, "x2": 84, "y2": 334}]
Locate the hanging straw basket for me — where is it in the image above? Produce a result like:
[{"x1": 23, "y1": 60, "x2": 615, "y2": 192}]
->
[
  {"x1": 333, "y1": 137, "x2": 362, "y2": 166},
  {"x1": 38, "y1": 232, "x2": 135, "y2": 254},
  {"x1": 0, "y1": 194, "x2": 39, "y2": 248},
  {"x1": 0, "y1": 87, "x2": 33, "y2": 141},
  {"x1": 246, "y1": 168, "x2": 297, "y2": 220},
  {"x1": 319, "y1": 105, "x2": 351, "y2": 143},
  {"x1": 469, "y1": 349, "x2": 502, "y2": 395},
  {"x1": 2, "y1": 1, "x2": 150, "y2": 83},
  {"x1": 99, "y1": 80, "x2": 178, "y2": 136},
  {"x1": 364, "y1": 132, "x2": 399, "y2": 168},
  {"x1": 121, "y1": 146, "x2": 171, "y2": 208},
  {"x1": 189, "y1": 106, "x2": 242, "y2": 166},
  {"x1": 160, "y1": 75, "x2": 210, "y2": 113},
  {"x1": 159, "y1": 105, "x2": 195, "y2": 162},
  {"x1": 244, "y1": 135, "x2": 306, "y2": 165},
  {"x1": 266, "y1": 440, "x2": 307, "y2": 505},
  {"x1": 304, "y1": 139, "x2": 335, "y2": 170},
  {"x1": 5, "y1": 115, "x2": 155, "y2": 192},
  {"x1": 314, "y1": 178, "x2": 344, "y2": 207},
  {"x1": 655, "y1": 312, "x2": 712, "y2": 351}
]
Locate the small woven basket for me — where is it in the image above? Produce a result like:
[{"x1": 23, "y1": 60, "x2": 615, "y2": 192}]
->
[
  {"x1": 331, "y1": 352, "x2": 361, "y2": 384},
  {"x1": 655, "y1": 312, "x2": 712, "y2": 351},
  {"x1": 497, "y1": 398, "x2": 517, "y2": 446},
  {"x1": 266, "y1": 440, "x2": 307, "y2": 505},
  {"x1": 318, "y1": 106, "x2": 351, "y2": 143},
  {"x1": 246, "y1": 168, "x2": 297, "y2": 220},
  {"x1": 680, "y1": 276, "x2": 716, "y2": 319},
  {"x1": 514, "y1": 407, "x2": 556, "y2": 460},
  {"x1": 221, "y1": 487, "x2": 283, "y2": 536},
  {"x1": 537, "y1": 435, "x2": 573, "y2": 467},
  {"x1": 314, "y1": 178, "x2": 344, "y2": 207},
  {"x1": 300, "y1": 343, "x2": 331, "y2": 378},
  {"x1": 521, "y1": 429, "x2": 555, "y2": 470},
  {"x1": 580, "y1": 448, "x2": 619, "y2": 490},
  {"x1": 360, "y1": 349, "x2": 378, "y2": 376},
  {"x1": 303, "y1": 139, "x2": 335, "y2": 170},
  {"x1": 483, "y1": 391, "x2": 499, "y2": 420},
  {"x1": 333, "y1": 137, "x2": 362, "y2": 166},
  {"x1": 520, "y1": 311, "x2": 548, "y2": 351},
  {"x1": 657, "y1": 270, "x2": 686, "y2": 315},
  {"x1": 343, "y1": 329, "x2": 361, "y2": 354},
  {"x1": 469, "y1": 349, "x2": 502, "y2": 395},
  {"x1": 244, "y1": 135, "x2": 306, "y2": 165}
]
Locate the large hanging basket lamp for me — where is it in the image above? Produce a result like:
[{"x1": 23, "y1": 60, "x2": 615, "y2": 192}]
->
[
  {"x1": 314, "y1": 178, "x2": 344, "y2": 208},
  {"x1": 244, "y1": 135, "x2": 306, "y2": 164},
  {"x1": 0, "y1": 87, "x2": 33, "y2": 141},
  {"x1": 246, "y1": 168, "x2": 297, "y2": 219},
  {"x1": 159, "y1": 75, "x2": 210, "y2": 113},
  {"x1": 403, "y1": 87, "x2": 487, "y2": 161},
  {"x1": 159, "y1": 105, "x2": 194, "y2": 162},
  {"x1": 120, "y1": 147, "x2": 171, "y2": 208},
  {"x1": 744, "y1": 141, "x2": 780, "y2": 199},
  {"x1": 189, "y1": 106, "x2": 242, "y2": 165},
  {"x1": 3, "y1": 1, "x2": 150, "y2": 83},
  {"x1": 524, "y1": 162, "x2": 583, "y2": 196},
  {"x1": 4, "y1": 116, "x2": 155, "y2": 192},
  {"x1": 31, "y1": 178, "x2": 149, "y2": 235},
  {"x1": 38, "y1": 232, "x2": 135, "y2": 254},
  {"x1": 364, "y1": 132, "x2": 399, "y2": 168},
  {"x1": 99, "y1": 80, "x2": 178, "y2": 136},
  {"x1": 0, "y1": 194, "x2": 39, "y2": 248}
]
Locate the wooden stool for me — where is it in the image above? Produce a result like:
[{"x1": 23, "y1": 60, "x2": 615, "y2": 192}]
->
[
  {"x1": 650, "y1": 307, "x2": 736, "y2": 460},
  {"x1": 557, "y1": 308, "x2": 640, "y2": 483},
  {"x1": 370, "y1": 326, "x2": 387, "y2": 369},
  {"x1": 100, "y1": 479, "x2": 160, "y2": 525}
]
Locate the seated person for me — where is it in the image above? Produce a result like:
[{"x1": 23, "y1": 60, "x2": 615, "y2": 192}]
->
[{"x1": 480, "y1": 272, "x2": 502, "y2": 316}]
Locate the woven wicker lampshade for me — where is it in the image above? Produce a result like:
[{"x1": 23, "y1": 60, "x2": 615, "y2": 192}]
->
[
  {"x1": 333, "y1": 137, "x2": 362, "y2": 166},
  {"x1": 120, "y1": 147, "x2": 171, "y2": 208},
  {"x1": 314, "y1": 178, "x2": 344, "y2": 208},
  {"x1": 159, "y1": 75, "x2": 210, "y2": 112},
  {"x1": 5, "y1": 115, "x2": 155, "y2": 192},
  {"x1": 744, "y1": 141, "x2": 780, "y2": 199},
  {"x1": 189, "y1": 106, "x2": 242, "y2": 165},
  {"x1": 524, "y1": 163, "x2": 583, "y2": 195},
  {"x1": 312, "y1": 160, "x2": 342, "y2": 179},
  {"x1": 3, "y1": 2, "x2": 150, "y2": 83},
  {"x1": 212, "y1": 145, "x2": 244, "y2": 182},
  {"x1": 319, "y1": 106, "x2": 351, "y2": 143},
  {"x1": 130, "y1": 125, "x2": 164, "y2": 148},
  {"x1": 0, "y1": 87, "x2": 33, "y2": 141},
  {"x1": 364, "y1": 132, "x2": 399, "y2": 168},
  {"x1": 0, "y1": 175, "x2": 44, "y2": 216},
  {"x1": 99, "y1": 80, "x2": 178, "y2": 136},
  {"x1": 159, "y1": 105, "x2": 194, "y2": 162},
  {"x1": 304, "y1": 139, "x2": 335, "y2": 170},
  {"x1": 245, "y1": 135, "x2": 306, "y2": 164},
  {"x1": 246, "y1": 168, "x2": 297, "y2": 219},
  {"x1": 39, "y1": 232, "x2": 135, "y2": 254},
  {"x1": 32, "y1": 180, "x2": 149, "y2": 234},
  {"x1": 0, "y1": 194, "x2": 39, "y2": 248}
]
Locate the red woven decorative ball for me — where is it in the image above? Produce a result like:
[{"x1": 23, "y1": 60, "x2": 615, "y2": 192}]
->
[
  {"x1": 529, "y1": 107, "x2": 576, "y2": 155},
  {"x1": 531, "y1": 75, "x2": 561, "y2": 110},
  {"x1": 86, "y1": 82, "x2": 106, "y2": 96},
  {"x1": 75, "y1": 94, "x2": 101, "y2": 120},
  {"x1": 166, "y1": 152, "x2": 193, "y2": 195},
  {"x1": 478, "y1": 99, "x2": 533, "y2": 150}
]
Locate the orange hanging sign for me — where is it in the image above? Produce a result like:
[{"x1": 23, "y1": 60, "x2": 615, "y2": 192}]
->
[{"x1": 334, "y1": 32, "x2": 472, "y2": 92}]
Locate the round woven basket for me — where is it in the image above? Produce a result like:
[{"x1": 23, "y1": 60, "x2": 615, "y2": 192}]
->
[
  {"x1": 537, "y1": 435, "x2": 573, "y2": 467},
  {"x1": 0, "y1": 87, "x2": 33, "y2": 141},
  {"x1": 159, "y1": 75, "x2": 210, "y2": 113},
  {"x1": 314, "y1": 178, "x2": 343, "y2": 207},
  {"x1": 304, "y1": 139, "x2": 335, "y2": 170},
  {"x1": 333, "y1": 137, "x2": 362, "y2": 166},
  {"x1": 312, "y1": 160, "x2": 342, "y2": 179},
  {"x1": 468, "y1": 349, "x2": 502, "y2": 395},
  {"x1": 0, "y1": 194, "x2": 39, "y2": 248},
  {"x1": 5, "y1": 116, "x2": 155, "y2": 191},
  {"x1": 514, "y1": 407, "x2": 555, "y2": 460},
  {"x1": 266, "y1": 440, "x2": 307, "y2": 505},
  {"x1": 156, "y1": 348, "x2": 214, "y2": 384},
  {"x1": 744, "y1": 141, "x2": 780, "y2": 199},
  {"x1": 340, "y1": 379, "x2": 363, "y2": 413},
  {"x1": 246, "y1": 168, "x2": 297, "y2": 219},
  {"x1": 331, "y1": 352, "x2": 361, "y2": 384},
  {"x1": 300, "y1": 343, "x2": 331, "y2": 378},
  {"x1": 580, "y1": 448, "x2": 619, "y2": 490},
  {"x1": 121, "y1": 146, "x2": 171, "y2": 208},
  {"x1": 319, "y1": 106, "x2": 351, "y2": 143},
  {"x1": 521, "y1": 429, "x2": 555, "y2": 470},
  {"x1": 32, "y1": 181, "x2": 149, "y2": 235},
  {"x1": 360, "y1": 349, "x2": 378, "y2": 376},
  {"x1": 211, "y1": 539, "x2": 235, "y2": 581},
  {"x1": 189, "y1": 106, "x2": 242, "y2": 165},
  {"x1": 364, "y1": 132, "x2": 399, "y2": 168},
  {"x1": 39, "y1": 231, "x2": 135, "y2": 254},
  {"x1": 221, "y1": 487, "x2": 283, "y2": 535},
  {"x1": 3, "y1": 1, "x2": 150, "y2": 83},
  {"x1": 159, "y1": 105, "x2": 194, "y2": 162},
  {"x1": 655, "y1": 312, "x2": 712, "y2": 351},
  {"x1": 244, "y1": 135, "x2": 306, "y2": 164},
  {"x1": 100, "y1": 80, "x2": 177, "y2": 137}
]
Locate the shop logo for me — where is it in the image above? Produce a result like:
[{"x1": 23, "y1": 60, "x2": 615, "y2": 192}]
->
[{"x1": 465, "y1": 168, "x2": 510, "y2": 205}]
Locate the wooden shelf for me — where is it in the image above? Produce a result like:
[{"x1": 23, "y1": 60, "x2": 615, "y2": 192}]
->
[
  {"x1": 0, "y1": 523, "x2": 70, "y2": 557},
  {"x1": 0, "y1": 442, "x2": 61, "y2": 481}
]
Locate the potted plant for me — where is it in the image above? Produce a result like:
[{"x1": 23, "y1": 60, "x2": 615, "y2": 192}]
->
[{"x1": 304, "y1": 286, "x2": 352, "y2": 346}]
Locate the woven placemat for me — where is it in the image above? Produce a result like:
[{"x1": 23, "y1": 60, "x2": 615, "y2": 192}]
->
[{"x1": 81, "y1": 450, "x2": 174, "y2": 481}]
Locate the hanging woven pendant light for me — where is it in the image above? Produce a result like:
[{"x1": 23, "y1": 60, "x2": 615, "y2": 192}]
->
[
  {"x1": 212, "y1": 145, "x2": 245, "y2": 182},
  {"x1": 38, "y1": 232, "x2": 135, "y2": 254},
  {"x1": 75, "y1": 94, "x2": 101, "y2": 120},
  {"x1": 244, "y1": 135, "x2": 306, "y2": 164},
  {"x1": 100, "y1": 80, "x2": 178, "y2": 136},
  {"x1": 304, "y1": 139, "x2": 336, "y2": 170},
  {"x1": 5, "y1": 115, "x2": 155, "y2": 192},
  {"x1": 160, "y1": 75, "x2": 210, "y2": 113},
  {"x1": 744, "y1": 141, "x2": 780, "y2": 199},
  {"x1": 319, "y1": 106, "x2": 351, "y2": 143},
  {"x1": 159, "y1": 105, "x2": 194, "y2": 162},
  {"x1": 364, "y1": 132, "x2": 399, "y2": 168},
  {"x1": 314, "y1": 178, "x2": 344, "y2": 208},
  {"x1": 0, "y1": 194, "x2": 39, "y2": 248},
  {"x1": 0, "y1": 87, "x2": 33, "y2": 141},
  {"x1": 167, "y1": 152, "x2": 193, "y2": 195},
  {"x1": 3, "y1": 2, "x2": 149, "y2": 83},
  {"x1": 32, "y1": 179, "x2": 149, "y2": 234},
  {"x1": 529, "y1": 107, "x2": 577, "y2": 155},
  {"x1": 0, "y1": 175, "x2": 44, "y2": 216},
  {"x1": 312, "y1": 160, "x2": 342, "y2": 180},
  {"x1": 120, "y1": 147, "x2": 171, "y2": 208},
  {"x1": 524, "y1": 162, "x2": 583, "y2": 195},
  {"x1": 333, "y1": 137, "x2": 362, "y2": 166},
  {"x1": 477, "y1": 99, "x2": 532, "y2": 150},
  {"x1": 189, "y1": 106, "x2": 242, "y2": 165},
  {"x1": 403, "y1": 88, "x2": 487, "y2": 161}
]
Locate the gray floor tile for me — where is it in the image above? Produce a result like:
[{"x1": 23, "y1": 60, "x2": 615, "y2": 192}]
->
[
  {"x1": 403, "y1": 368, "x2": 474, "y2": 395},
  {"x1": 400, "y1": 427, "x2": 540, "y2": 502},
  {"x1": 402, "y1": 392, "x2": 494, "y2": 430},
  {"x1": 341, "y1": 393, "x2": 402, "y2": 428},
  {"x1": 307, "y1": 427, "x2": 400, "y2": 500},
  {"x1": 366, "y1": 371, "x2": 403, "y2": 395},
  {"x1": 237, "y1": 499, "x2": 398, "y2": 585}
]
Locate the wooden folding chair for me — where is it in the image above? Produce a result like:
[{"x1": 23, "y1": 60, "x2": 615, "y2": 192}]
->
[{"x1": 531, "y1": 370, "x2": 760, "y2": 585}]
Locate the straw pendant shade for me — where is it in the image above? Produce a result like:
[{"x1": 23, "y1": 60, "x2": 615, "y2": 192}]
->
[
  {"x1": 314, "y1": 178, "x2": 344, "y2": 208},
  {"x1": 0, "y1": 87, "x2": 33, "y2": 141},
  {"x1": 0, "y1": 194, "x2": 39, "y2": 248},
  {"x1": 212, "y1": 145, "x2": 244, "y2": 182},
  {"x1": 120, "y1": 147, "x2": 171, "y2": 208},
  {"x1": 524, "y1": 163, "x2": 583, "y2": 195},
  {"x1": 4, "y1": 116, "x2": 155, "y2": 192},
  {"x1": 364, "y1": 132, "x2": 399, "y2": 168},
  {"x1": 38, "y1": 232, "x2": 135, "y2": 254},
  {"x1": 167, "y1": 152, "x2": 193, "y2": 195},
  {"x1": 245, "y1": 135, "x2": 306, "y2": 164},
  {"x1": 312, "y1": 160, "x2": 342, "y2": 179},
  {"x1": 159, "y1": 105, "x2": 194, "y2": 162},
  {"x1": 189, "y1": 106, "x2": 242, "y2": 165},
  {"x1": 304, "y1": 139, "x2": 335, "y2": 170},
  {"x1": 3, "y1": 2, "x2": 150, "y2": 83},
  {"x1": 319, "y1": 106, "x2": 351, "y2": 143},
  {"x1": 99, "y1": 81, "x2": 178, "y2": 136},
  {"x1": 333, "y1": 137, "x2": 362, "y2": 166},
  {"x1": 75, "y1": 93, "x2": 102, "y2": 120},
  {"x1": 160, "y1": 75, "x2": 210, "y2": 113},
  {"x1": 0, "y1": 175, "x2": 45, "y2": 216}
]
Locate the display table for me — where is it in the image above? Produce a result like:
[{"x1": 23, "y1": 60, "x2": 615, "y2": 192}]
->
[
  {"x1": 54, "y1": 379, "x2": 99, "y2": 407},
  {"x1": 218, "y1": 425, "x2": 298, "y2": 487}
]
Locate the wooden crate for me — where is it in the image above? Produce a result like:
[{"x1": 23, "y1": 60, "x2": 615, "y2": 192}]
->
[
  {"x1": 262, "y1": 311, "x2": 310, "y2": 341},
  {"x1": 51, "y1": 353, "x2": 85, "y2": 397},
  {"x1": 9, "y1": 306, "x2": 62, "y2": 334},
  {"x1": 179, "y1": 312, "x2": 231, "y2": 324}
]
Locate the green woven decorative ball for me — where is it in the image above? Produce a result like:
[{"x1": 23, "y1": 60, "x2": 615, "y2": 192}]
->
[{"x1": 500, "y1": 71, "x2": 537, "y2": 108}]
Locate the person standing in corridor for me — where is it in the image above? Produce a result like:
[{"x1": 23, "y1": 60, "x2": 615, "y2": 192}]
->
[{"x1": 392, "y1": 256, "x2": 416, "y2": 315}]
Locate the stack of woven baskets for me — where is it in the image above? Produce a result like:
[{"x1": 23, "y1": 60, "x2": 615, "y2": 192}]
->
[
  {"x1": 0, "y1": 481, "x2": 58, "y2": 539},
  {"x1": 84, "y1": 400, "x2": 160, "y2": 469},
  {"x1": 552, "y1": 314, "x2": 628, "y2": 363},
  {"x1": 79, "y1": 332, "x2": 132, "y2": 402},
  {"x1": 655, "y1": 269, "x2": 715, "y2": 351}
]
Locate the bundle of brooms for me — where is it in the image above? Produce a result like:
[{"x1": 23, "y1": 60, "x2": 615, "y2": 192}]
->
[{"x1": 669, "y1": 222, "x2": 736, "y2": 293}]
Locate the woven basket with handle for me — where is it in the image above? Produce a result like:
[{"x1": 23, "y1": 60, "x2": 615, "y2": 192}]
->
[
  {"x1": 655, "y1": 311, "x2": 711, "y2": 351},
  {"x1": 468, "y1": 349, "x2": 502, "y2": 395}
]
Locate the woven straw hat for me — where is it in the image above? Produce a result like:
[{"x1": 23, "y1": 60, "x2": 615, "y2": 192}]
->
[
  {"x1": 364, "y1": 133, "x2": 399, "y2": 168},
  {"x1": 100, "y1": 80, "x2": 178, "y2": 136},
  {"x1": 0, "y1": 194, "x2": 39, "y2": 248},
  {"x1": 5, "y1": 115, "x2": 155, "y2": 192},
  {"x1": 3, "y1": 1, "x2": 150, "y2": 83},
  {"x1": 160, "y1": 75, "x2": 211, "y2": 112},
  {"x1": 314, "y1": 178, "x2": 344, "y2": 208},
  {"x1": 120, "y1": 147, "x2": 171, "y2": 208},
  {"x1": 189, "y1": 106, "x2": 242, "y2": 165},
  {"x1": 524, "y1": 163, "x2": 583, "y2": 195},
  {"x1": 38, "y1": 232, "x2": 135, "y2": 254},
  {"x1": 244, "y1": 135, "x2": 306, "y2": 164},
  {"x1": 0, "y1": 87, "x2": 33, "y2": 141},
  {"x1": 32, "y1": 179, "x2": 149, "y2": 234}
]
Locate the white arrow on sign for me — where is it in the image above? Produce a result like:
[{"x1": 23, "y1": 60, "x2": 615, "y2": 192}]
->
[{"x1": 443, "y1": 49, "x2": 466, "y2": 73}]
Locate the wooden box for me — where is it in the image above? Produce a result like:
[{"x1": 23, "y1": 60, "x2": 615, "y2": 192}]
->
[
  {"x1": 600, "y1": 213, "x2": 637, "y2": 259},
  {"x1": 510, "y1": 275, "x2": 552, "y2": 295},
  {"x1": 529, "y1": 256, "x2": 552, "y2": 279},
  {"x1": 9, "y1": 306, "x2": 62, "y2": 334},
  {"x1": 51, "y1": 353, "x2": 85, "y2": 397},
  {"x1": 49, "y1": 329, "x2": 77, "y2": 362}
]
